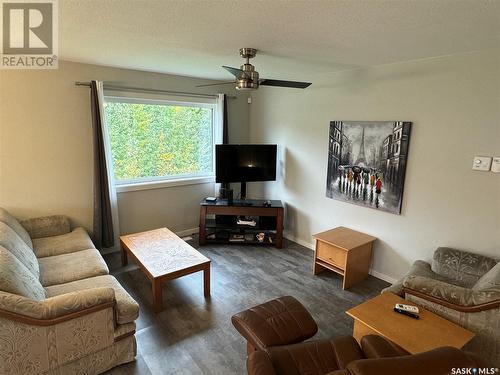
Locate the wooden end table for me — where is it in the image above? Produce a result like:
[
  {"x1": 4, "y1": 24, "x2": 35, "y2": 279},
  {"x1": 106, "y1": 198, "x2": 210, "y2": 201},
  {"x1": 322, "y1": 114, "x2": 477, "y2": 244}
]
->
[
  {"x1": 120, "y1": 227, "x2": 211, "y2": 312},
  {"x1": 313, "y1": 226, "x2": 376, "y2": 289},
  {"x1": 346, "y1": 292, "x2": 474, "y2": 354}
]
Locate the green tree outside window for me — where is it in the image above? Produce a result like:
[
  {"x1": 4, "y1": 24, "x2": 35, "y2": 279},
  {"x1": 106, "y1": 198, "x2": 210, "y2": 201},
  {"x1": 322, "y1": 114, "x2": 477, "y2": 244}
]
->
[{"x1": 104, "y1": 101, "x2": 213, "y2": 182}]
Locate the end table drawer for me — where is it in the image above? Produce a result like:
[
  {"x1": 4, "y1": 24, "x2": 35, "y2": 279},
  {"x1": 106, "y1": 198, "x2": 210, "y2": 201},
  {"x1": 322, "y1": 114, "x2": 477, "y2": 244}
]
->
[{"x1": 316, "y1": 241, "x2": 346, "y2": 268}]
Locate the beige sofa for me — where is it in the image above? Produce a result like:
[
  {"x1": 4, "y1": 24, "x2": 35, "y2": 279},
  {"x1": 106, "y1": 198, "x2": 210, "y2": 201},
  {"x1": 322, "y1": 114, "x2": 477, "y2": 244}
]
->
[{"x1": 0, "y1": 207, "x2": 139, "y2": 375}]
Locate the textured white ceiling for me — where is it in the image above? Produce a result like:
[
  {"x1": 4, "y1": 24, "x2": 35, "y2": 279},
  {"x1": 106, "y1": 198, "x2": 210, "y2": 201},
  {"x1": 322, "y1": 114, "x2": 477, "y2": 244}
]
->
[{"x1": 60, "y1": 0, "x2": 500, "y2": 81}]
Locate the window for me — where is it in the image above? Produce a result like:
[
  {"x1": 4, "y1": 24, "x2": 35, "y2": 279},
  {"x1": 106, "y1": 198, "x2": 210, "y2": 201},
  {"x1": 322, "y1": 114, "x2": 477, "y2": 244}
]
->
[
  {"x1": 393, "y1": 143, "x2": 400, "y2": 155},
  {"x1": 104, "y1": 95, "x2": 218, "y2": 189}
]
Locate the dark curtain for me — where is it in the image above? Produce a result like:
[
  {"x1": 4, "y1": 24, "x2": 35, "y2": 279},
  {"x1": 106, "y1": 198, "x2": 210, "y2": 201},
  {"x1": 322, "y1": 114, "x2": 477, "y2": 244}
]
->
[
  {"x1": 221, "y1": 94, "x2": 230, "y2": 192},
  {"x1": 90, "y1": 80, "x2": 114, "y2": 249},
  {"x1": 222, "y1": 94, "x2": 228, "y2": 144}
]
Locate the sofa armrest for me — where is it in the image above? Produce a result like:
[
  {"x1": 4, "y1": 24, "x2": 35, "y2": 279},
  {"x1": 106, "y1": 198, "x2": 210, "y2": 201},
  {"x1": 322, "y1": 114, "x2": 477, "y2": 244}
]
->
[
  {"x1": 0, "y1": 288, "x2": 115, "y2": 321},
  {"x1": 20, "y1": 215, "x2": 71, "y2": 239},
  {"x1": 473, "y1": 262, "x2": 500, "y2": 291},
  {"x1": 403, "y1": 275, "x2": 500, "y2": 312},
  {"x1": 360, "y1": 335, "x2": 409, "y2": 359},
  {"x1": 0, "y1": 289, "x2": 118, "y2": 375},
  {"x1": 346, "y1": 346, "x2": 482, "y2": 375}
]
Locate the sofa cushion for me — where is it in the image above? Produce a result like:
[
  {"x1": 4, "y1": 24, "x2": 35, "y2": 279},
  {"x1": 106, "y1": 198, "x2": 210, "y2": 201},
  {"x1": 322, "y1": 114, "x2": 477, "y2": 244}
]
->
[
  {"x1": 0, "y1": 222, "x2": 39, "y2": 278},
  {"x1": 0, "y1": 207, "x2": 33, "y2": 249},
  {"x1": 432, "y1": 247, "x2": 497, "y2": 288},
  {"x1": 20, "y1": 215, "x2": 70, "y2": 239},
  {"x1": 382, "y1": 260, "x2": 453, "y2": 297},
  {"x1": 45, "y1": 275, "x2": 139, "y2": 324},
  {"x1": 32, "y1": 227, "x2": 96, "y2": 258},
  {"x1": 38, "y1": 248, "x2": 109, "y2": 286},
  {"x1": 0, "y1": 245, "x2": 45, "y2": 300}
]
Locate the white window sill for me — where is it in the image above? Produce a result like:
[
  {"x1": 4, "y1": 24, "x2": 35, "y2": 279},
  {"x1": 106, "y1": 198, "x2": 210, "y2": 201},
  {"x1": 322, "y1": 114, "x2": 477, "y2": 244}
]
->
[{"x1": 116, "y1": 176, "x2": 215, "y2": 193}]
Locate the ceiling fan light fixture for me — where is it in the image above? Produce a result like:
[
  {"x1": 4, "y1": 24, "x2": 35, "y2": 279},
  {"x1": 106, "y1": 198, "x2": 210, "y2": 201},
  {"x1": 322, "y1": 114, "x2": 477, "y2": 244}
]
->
[
  {"x1": 203, "y1": 48, "x2": 311, "y2": 90},
  {"x1": 236, "y1": 77, "x2": 258, "y2": 90}
]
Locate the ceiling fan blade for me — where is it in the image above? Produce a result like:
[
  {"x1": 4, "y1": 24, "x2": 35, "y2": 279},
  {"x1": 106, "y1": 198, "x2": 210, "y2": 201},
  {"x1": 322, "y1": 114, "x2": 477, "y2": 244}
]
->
[
  {"x1": 196, "y1": 81, "x2": 235, "y2": 88},
  {"x1": 260, "y1": 79, "x2": 312, "y2": 89},
  {"x1": 223, "y1": 66, "x2": 244, "y2": 78}
]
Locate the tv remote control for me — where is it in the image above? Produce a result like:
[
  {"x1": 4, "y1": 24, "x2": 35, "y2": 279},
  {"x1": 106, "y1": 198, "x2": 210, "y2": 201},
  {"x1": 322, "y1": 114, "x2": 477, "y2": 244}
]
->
[
  {"x1": 393, "y1": 307, "x2": 419, "y2": 319},
  {"x1": 395, "y1": 303, "x2": 419, "y2": 314}
]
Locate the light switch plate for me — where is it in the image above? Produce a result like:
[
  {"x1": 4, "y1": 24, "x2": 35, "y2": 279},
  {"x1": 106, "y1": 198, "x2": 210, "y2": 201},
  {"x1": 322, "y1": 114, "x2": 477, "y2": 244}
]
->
[
  {"x1": 491, "y1": 157, "x2": 500, "y2": 173},
  {"x1": 472, "y1": 156, "x2": 492, "y2": 171}
]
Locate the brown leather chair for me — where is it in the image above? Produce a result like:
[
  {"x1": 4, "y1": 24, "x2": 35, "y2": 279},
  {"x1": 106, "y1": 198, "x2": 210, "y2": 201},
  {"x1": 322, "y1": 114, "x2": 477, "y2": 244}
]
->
[
  {"x1": 247, "y1": 334, "x2": 484, "y2": 375},
  {"x1": 232, "y1": 296, "x2": 485, "y2": 375}
]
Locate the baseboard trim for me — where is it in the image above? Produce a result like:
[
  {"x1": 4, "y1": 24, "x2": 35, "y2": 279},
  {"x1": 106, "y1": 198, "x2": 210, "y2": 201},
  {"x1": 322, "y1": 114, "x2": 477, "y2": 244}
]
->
[
  {"x1": 369, "y1": 270, "x2": 398, "y2": 284},
  {"x1": 284, "y1": 231, "x2": 315, "y2": 250},
  {"x1": 283, "y1": 232, "x2": 397, "y2": 285}
]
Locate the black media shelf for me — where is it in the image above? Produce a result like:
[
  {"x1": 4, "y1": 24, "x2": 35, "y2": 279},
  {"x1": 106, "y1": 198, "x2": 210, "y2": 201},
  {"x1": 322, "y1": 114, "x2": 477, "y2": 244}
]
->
[{"x1": 199, "y1": 199, "x2": 284, "y2": 248}]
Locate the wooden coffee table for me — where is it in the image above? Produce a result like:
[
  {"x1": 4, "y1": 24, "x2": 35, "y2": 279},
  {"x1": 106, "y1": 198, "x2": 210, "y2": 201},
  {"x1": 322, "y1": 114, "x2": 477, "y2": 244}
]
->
[
  {"x1": 120, "y1": 227, "x2": 211, "y2": 312},
  {"x1": 346, "y1": 292, "x2": 474, "y2": 354}
]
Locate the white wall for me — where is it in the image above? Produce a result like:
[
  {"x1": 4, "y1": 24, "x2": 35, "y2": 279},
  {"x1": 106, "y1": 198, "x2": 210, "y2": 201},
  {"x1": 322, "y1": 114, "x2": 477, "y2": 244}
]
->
[
  {"x1": 0, "y1": 61, "x2": 249, "y2": 234},
  {"x1": 1, "y1": 51, "x2": 498, "y2": 281},
  {"x1": 248, "y1": 49, "x2": 500, "y2": 282}
]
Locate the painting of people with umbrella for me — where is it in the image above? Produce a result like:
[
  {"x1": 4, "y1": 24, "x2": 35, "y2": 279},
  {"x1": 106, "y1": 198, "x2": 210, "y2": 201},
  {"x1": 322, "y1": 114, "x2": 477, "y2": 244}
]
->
[{"x1": 326, "y1": 121, "x2": 412, "y2": 215}]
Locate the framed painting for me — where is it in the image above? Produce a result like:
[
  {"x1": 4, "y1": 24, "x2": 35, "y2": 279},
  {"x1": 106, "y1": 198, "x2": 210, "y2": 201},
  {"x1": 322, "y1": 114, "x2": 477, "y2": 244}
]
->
[{"x1": 326, "y1": 121, "x2": 412, "y2": 214}]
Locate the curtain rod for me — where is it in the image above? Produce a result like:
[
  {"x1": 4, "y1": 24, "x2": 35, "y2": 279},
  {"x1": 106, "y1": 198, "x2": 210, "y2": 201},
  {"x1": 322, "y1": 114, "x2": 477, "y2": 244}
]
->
[{"x1": 75, "y1": 81, "x2": 237, "y2": 99}]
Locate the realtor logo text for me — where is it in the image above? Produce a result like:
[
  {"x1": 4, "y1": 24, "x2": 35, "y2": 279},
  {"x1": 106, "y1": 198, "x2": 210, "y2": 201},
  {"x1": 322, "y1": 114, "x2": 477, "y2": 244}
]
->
[{"x1": 1, "y1": 0, "x2": 58, "y2": 69}]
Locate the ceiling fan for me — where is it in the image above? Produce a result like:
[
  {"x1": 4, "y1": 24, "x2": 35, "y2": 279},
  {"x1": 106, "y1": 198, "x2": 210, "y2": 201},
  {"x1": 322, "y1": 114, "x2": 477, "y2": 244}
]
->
[{"x1": 197, "y1": 48, "x2": 312, "y2": 91}]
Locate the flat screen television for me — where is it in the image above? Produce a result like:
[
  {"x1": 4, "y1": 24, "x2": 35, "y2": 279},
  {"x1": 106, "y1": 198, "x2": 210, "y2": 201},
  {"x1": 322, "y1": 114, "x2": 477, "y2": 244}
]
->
[{"x1": 216, "y1": 144, "x2": 277, "y2": 199}]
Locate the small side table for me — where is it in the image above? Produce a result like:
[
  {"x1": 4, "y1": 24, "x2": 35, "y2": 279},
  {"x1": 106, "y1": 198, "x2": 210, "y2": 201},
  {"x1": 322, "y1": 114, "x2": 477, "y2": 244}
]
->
[{"x1": 313, "y1": 226, "x2": 376, "y2": 289}]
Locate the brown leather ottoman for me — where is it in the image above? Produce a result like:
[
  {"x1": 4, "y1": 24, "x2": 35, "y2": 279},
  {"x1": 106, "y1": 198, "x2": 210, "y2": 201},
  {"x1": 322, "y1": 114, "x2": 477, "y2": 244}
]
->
[{"x1": 231, "y1": 296, "x2": 318, "y2": 353}]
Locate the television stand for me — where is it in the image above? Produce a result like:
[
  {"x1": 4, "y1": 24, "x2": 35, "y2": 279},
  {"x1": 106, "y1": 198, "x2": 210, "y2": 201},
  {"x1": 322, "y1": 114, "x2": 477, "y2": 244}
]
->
[
  {"x1": 199, "y1": 199, "x2": 284, "y2": 248},
  {"x1": 240, "y1": 201, "x2": 253, "y2": 206}
]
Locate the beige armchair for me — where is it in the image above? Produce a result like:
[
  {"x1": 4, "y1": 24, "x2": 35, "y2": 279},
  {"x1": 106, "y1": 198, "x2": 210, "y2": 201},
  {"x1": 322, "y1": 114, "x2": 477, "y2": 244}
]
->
[{"x1": 384, "y1": 247, "x2": 499, "y2": 365}]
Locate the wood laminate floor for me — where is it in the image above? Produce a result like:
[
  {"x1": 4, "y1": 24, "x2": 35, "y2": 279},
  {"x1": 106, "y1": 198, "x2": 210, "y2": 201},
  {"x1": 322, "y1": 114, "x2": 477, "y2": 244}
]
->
[{"x1": 103, "y1": 237, "x2": 389, "y2": 375}]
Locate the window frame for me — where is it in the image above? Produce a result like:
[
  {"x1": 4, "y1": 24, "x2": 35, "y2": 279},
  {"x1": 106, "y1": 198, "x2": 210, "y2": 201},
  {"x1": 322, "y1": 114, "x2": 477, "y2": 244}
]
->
[{"x1": 103, "y1": 94, "x2": 218, "y2": 192}]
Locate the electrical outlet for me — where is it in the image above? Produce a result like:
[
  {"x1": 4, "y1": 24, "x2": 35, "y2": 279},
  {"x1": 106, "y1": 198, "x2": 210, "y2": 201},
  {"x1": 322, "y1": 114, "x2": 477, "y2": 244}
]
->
[{"x1": 472, "y1": 156, "x2": 492, "y2": 171}]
